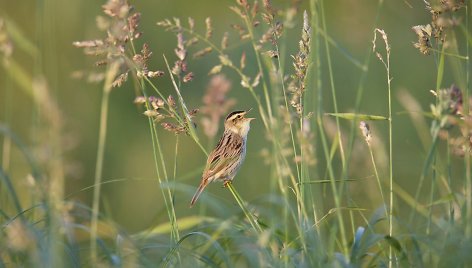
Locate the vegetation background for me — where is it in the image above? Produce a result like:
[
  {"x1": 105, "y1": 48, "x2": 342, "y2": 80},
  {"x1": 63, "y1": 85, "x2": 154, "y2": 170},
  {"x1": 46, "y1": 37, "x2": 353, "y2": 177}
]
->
[{"x1": 0, "y1": 0, "x2": 471, "y2": 267}]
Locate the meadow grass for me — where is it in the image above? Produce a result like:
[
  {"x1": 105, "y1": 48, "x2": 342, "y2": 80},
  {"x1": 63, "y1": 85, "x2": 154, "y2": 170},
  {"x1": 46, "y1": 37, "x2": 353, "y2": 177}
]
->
[{"x1": 1, "y1": 0, "x2": 472, "y2": 267}]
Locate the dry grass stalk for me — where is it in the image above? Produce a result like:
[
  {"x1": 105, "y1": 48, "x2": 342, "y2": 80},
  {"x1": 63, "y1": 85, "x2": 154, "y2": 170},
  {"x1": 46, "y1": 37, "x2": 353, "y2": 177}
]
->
[
  {"x1": 289, "y1": 11, "x2": 311, "y2": 117},
  {"x1": 412, "y1": 0, "x2": 465, "y2": 55},
  {"x1": 74, "y1": 0, "x2": 163, "y2": 88}
]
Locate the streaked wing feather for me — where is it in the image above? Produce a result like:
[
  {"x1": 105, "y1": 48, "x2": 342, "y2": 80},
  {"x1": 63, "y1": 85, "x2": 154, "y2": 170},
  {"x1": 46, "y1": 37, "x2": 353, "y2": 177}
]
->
[{"x1": 203, "y1": 131, "x2": 243, "y2": 180}]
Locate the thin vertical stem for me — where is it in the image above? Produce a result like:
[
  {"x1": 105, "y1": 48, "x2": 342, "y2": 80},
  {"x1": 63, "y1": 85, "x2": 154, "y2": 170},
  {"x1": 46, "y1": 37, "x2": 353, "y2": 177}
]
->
[
  {"x1": 90, "y1": 87, "x2": 110, "y2": 264},
  {"x1": 171, "y1": 134, "x2": 181, "y2": 265},
  {"x1": 319, "y1": 0, "x2": 346, "y2": 169},
  {"x1": 90, "y1": 62, "x2": 119, "y2": 264},
  {"x1": 162, "y1": 55, "x2": 207, "y2": 156},
  {"x1": 386, "y1": 39, "x2": 394, "y2": 268},
  {"x1": 226, "y1": 182, "x2": 262, "y2": 233},
  {"x1": 368, "y1": 144, "x2": 387, "y2": 217},
  {"x1": 138, "y1": 76, "x2": 181, "y2": 243},
  {"x1": 128, "y1": 34, "x2": 183, "y2": 243},
  {"x1": 427, "y1": 159, "x2": 437, "y2": 236},
  {"x1": 173, "y1": 136, "x2": 179, "y2": 197},
  {"x1": 373, "y1": 27, "x2": 393, "y2": 267},
  {"x1": 240, "y1": 4, "x2": 274, "y2": 122},
  {"x1": 446, "y1": 135, "x2": 453, "y2": 223},
  {"x1": 465, "y1": 3, "x2": 471, "y2": 238},
  {"x1": 270, "y1": 21, "x2": 304, "y2": 226},
  {"x1": 319, "y1": 0, "x2": 349, "y2": 256},
  {"x1": 151, "y1": 123, "x2": 181, "y2": 242},
  {"x1": 310, "y1": 0, "x2": 325, "y2": 235},
  {"x1": 1, "y1": 69, "x2": 12, "y2": 208}
]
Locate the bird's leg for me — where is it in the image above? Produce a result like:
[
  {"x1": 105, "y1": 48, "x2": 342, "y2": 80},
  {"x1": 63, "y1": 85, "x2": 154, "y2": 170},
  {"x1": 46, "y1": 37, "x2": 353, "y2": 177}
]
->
[{"x1": 223, "y1": 179, "x2": 232, "y2": 188}]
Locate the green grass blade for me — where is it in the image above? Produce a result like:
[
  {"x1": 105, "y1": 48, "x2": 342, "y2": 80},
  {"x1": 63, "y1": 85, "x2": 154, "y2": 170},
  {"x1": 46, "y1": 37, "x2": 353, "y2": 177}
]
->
[{"x1": 326, "y1": 113, "x2": 388, "y2": 121}]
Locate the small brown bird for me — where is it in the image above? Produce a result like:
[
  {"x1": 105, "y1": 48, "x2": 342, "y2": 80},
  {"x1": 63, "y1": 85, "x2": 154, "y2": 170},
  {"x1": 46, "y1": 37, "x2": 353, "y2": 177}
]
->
[{"x1": 190, "y1": 109, "x2": 255, "y2": 207}]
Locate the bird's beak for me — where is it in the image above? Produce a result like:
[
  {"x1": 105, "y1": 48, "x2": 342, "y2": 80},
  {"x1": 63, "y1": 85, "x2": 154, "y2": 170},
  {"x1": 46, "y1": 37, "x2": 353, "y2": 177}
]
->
[{"x1": 244, "y1": 108, "x2": 255, "y2": 121}]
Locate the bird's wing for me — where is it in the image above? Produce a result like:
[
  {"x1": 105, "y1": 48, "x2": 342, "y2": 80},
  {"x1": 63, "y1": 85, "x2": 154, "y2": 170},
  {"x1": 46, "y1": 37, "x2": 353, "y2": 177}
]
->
[{"x1": 203, "y1": 134, "x2": 242, "y2": 180}]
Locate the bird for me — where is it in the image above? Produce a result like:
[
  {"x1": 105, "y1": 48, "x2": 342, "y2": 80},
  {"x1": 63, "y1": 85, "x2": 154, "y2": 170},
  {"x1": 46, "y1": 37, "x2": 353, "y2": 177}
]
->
[{"x1": 190, "y1": 109, "x2": 255, "y2": 207}]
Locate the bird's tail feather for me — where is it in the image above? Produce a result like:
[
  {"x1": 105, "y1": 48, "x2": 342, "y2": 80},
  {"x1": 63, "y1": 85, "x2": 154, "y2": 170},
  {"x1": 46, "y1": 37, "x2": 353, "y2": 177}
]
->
[{"x1": 190, "y1": 179, "x2": 209, "y2": 207}]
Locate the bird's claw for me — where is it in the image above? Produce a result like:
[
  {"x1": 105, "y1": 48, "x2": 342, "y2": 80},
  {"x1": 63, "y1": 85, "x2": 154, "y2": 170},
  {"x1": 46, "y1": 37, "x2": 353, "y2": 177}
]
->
[{"x1": 223, "y1": 180, "x2": 231, "y2": 188}]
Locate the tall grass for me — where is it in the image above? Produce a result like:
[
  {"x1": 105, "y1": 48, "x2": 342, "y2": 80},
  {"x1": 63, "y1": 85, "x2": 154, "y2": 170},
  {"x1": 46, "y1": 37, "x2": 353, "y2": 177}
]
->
[{"x1": 1, "y1": 0, "x2": 472, "y2": 267}]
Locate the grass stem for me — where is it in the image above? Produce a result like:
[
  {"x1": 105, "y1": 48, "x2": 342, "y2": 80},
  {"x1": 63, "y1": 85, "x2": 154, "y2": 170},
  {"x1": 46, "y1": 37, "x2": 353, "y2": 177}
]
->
[
  {"x1": 89, "y1": 64, "x2": 115, "y2": 264},
  {"x1": 226, "y1": 182, "x2": 262, "y2": 233}
]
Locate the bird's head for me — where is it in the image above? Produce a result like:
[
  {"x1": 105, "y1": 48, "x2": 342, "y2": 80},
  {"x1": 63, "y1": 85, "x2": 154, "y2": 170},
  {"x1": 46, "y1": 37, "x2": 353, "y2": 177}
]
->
[{"x1": 224, "y1": 109, "x2": 255, "y2": 137}]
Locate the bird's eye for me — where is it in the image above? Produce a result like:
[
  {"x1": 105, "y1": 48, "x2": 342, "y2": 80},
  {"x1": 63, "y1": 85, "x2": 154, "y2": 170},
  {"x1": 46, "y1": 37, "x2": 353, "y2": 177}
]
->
[{"x1": 237, "y1": 115, "x2": 241, "y2": 119}]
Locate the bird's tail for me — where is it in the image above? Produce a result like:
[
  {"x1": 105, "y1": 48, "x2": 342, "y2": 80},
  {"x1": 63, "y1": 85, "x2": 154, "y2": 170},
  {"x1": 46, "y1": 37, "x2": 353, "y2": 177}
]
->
[{"x1": 190, "y1": 179, "x2": 209, "y2": 207}]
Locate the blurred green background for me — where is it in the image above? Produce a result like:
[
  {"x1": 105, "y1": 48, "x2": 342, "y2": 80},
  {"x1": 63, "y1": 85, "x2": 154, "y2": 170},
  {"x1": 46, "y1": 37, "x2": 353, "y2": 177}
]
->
[{"x1": 0, "y1": 0, "x2": 464, "y2": 233}]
